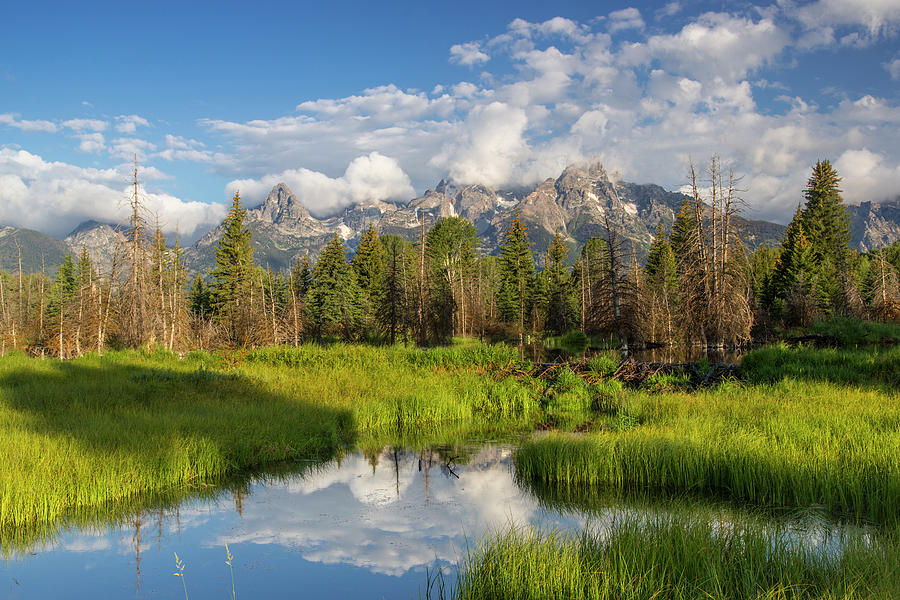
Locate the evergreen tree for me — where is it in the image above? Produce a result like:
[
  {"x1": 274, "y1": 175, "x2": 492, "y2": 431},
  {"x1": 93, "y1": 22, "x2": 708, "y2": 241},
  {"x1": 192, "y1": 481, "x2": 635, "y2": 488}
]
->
[
  {"x1": 306, "y1": 235, "x2": 360, "y2": 341},
  {"x1": 291, "y1": 256, "x2": 313, "y2": 300},
  {"x1": 769, "y1": 205, "x2": 819, "y2": 323},
  {"x1": 645, "y1": 223, "x2": 677, "y2": 293},
  {"x1": 644, "y1": 223, "x2": 678, "y2": 341},
  {"x1": 210, "y1": 192, "x2": 255, "y2": 345},
  {"x1": 188, "y1": 275, "x2": 213, "y2": 319},
  {"x1": 497, "y1": 212, "x2": 535, "y2": 344},
  {"x1": 544, "y1": 231, "x2": 572, "y2": 335},
  {"x1": 351, "y1": 225, "x2": 385, "y2": 335},
  {"x1": 573, "y1": 237, "x2": 609, "y2": 332},
  {"x1": 669, "y1": 197, "x2": 694, "y2": 269},
  {"x1": 800, "y1": 160, "x2": 851, "y2": 313},
  {"x1": 379, "y1": 234, "x2": 411, "y2": 344}
]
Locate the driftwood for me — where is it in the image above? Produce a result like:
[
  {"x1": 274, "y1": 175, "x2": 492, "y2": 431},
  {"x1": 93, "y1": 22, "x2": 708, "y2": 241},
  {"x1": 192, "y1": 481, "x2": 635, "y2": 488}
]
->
[{"x1": 501, "y1": 357, "x2": 738, "y2": 388}]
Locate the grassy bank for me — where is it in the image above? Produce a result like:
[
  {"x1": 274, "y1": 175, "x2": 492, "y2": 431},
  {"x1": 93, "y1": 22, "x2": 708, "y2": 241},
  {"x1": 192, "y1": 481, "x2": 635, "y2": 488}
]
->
[
  {"x1": 0, "y1": 343, "x2": 539, "y2": 539},
  {"x1": 516, "y1": 344, "x2": 900, "y2": 526},
  {"x1": 447, "y1": 517, "x2": 899, "y2": 600}
]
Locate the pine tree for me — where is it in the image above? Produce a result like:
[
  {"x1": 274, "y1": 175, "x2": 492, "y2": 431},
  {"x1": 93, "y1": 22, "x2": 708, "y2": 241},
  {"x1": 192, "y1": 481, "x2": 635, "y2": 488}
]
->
[
  {"x1": 800, "y1": 160, "x2": 851, "y2": 313},
  {"x1": 211, "y1": 192, "x2": 255, "y2": 345},
  {"x1": 645, "y1": 223, "x2": 677, "y2": 292},
  {"x1": 574, "y1": 237, "x2": 609, "y2": 332},
  {"x1": 497, "y1": 212, "x2": 535, "y2": 344},
  {"x1": 769, "y1": 205, "x2": 819, "y2": 324},
  {"x1": 644, "y1": 223, "x2": 678, "y2": 342},
  {"x1": 669, "y1": 197, "x2": 694, "y2": 270},
  {"x1": 544, "y1": 231, "x2": 572, "y2": 335},
  {"x1": 188, "y1": 275, "x2": 213, "y2": 319},
  {"x1": 306, "y1": 235, "x2": 360, "y2": 342},
  {"x1": 291, "y1": 256, "x2": 313, "y2": 300},
  {"x1": 379, "y1": 234, "x2": 411, "y2": 345},
  {"x1": 351, "y1": 225, "x2": 385, "y2": 337}
]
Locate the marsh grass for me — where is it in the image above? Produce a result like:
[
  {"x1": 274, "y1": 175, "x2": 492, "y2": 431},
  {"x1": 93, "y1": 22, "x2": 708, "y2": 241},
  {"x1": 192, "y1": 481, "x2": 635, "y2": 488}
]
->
[
  {"x1": 808, "y1": 318, "x2": 900, "y2": 346},
  {"x1": 0, "y1": 344, "x2": 541, "y2": 545},
  {"x1": 448, "y1": 516, "x2": 900, "y2": 600},
  {"x1": 517, "y1": 344, "x2": 900, "y2": 526}
]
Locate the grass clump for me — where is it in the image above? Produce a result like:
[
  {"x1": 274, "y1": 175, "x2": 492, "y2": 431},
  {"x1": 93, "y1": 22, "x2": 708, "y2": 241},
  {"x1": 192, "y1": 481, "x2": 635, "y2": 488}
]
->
[
  {"x1": 449, "y1": 518, "x2": 900, "y2": 600},
  {"x1": 0, "y1": 343, "x2": 541, "y2": 540},
  {"x1": 517, "y1": 345, "x2": 900, "y2": 525},
  {"x1": 809, "y1": 317, "x2": 900, "y2": 346}
]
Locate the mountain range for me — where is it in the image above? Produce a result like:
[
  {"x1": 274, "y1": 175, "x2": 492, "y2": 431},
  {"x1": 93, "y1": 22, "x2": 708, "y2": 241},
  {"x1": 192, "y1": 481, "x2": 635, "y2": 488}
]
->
[{"x1": 2, "y1": 161, "x2": 899, "y2": 276}]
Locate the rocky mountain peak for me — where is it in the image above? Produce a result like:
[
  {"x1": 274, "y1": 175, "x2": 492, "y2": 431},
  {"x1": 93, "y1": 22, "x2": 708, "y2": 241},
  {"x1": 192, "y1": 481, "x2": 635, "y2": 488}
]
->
[{"x1": 254, "y1": 182, "x2": 312, "y2": 224}]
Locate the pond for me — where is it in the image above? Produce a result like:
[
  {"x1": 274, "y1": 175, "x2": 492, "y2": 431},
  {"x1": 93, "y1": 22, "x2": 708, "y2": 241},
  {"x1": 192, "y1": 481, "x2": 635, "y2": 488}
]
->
[{"x1": 0, "y1": 442, "x2": 874, "y2": 599}]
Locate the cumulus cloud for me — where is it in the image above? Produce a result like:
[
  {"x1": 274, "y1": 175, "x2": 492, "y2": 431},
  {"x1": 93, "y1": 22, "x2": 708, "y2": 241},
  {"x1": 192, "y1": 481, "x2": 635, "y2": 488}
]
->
[
  {"x1": 75, "y1": 133, "x2": 105, "y2": 153},
  {"x1": 0, "y1": 148, "x2": 224, "y2": 240},
  {"x1": 225, "y1": 152, "x2": 415, "y2": 217},
  {"x1": 619, "y1": 12, "x2": 789, "y2": 82},
  {"x1": 188, "y1": 11, "x2": 900, "y2": 226},
  {"x1": 114, "y1": 114, "x2": 150, "y2": 134},
  {"x1": 431, "y1": 102, "x2": 529, "y2": 187},
  {"x1": 608, "y1": 7, "x2": 645, "y2": 33},
  {"x1": 0, "y1": 113, "x2": 58, "y2": 133},
  {"x1": 62, "y1": 118, "x2": 107, "y2": 132},
  {"x1": 793, "y1": 0, "x2": 900, "y2": 45},
  {"x1": 449, "y1": 42, "x2": 490, "y2": 66},
  {"x1": 885, "y1": 58, "x2": 900, "y2": 79}
]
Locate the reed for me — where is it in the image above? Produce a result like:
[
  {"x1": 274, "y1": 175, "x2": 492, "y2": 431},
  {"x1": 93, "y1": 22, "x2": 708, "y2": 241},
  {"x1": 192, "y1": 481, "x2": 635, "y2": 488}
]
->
[
  {"x1": 0, "y1": 343, "x2": 539, "y2": 538},
  {"x1": 516, "y1": 345, "x2": 900, "y2": 526},
  {"x1": 449, "y1": 517, "x2": 900, "y2": 600}
]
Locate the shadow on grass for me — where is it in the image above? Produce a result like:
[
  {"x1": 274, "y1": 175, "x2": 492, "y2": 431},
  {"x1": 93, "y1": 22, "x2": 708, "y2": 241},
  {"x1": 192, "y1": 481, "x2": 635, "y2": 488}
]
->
[
  {"x1": 0, "y1": 352, "x2": 357, "y2": 553},
  {"x1": 739, "y1": 343, "x2": 900, "y2": 390}
]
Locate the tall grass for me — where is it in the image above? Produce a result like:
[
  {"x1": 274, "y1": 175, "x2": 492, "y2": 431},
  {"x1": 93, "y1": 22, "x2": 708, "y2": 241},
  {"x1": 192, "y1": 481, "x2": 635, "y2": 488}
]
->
[
  {"x1": 516, "y1": 345, "x2": 900, "y2": 526},
  {"x1": 0, "y1": 343, "x2": 540, "y2": 542},
  {"x1": 449, "y1": 517, "x2": 900, "y2": 600}
]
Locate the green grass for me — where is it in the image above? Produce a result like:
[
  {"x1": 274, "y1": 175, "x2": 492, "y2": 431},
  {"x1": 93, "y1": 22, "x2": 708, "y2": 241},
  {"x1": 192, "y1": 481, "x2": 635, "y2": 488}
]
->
[
  {"x1": 515, "y1": 344, "x2": 900, "y2": 526},
  {"x1": 799, "y1": 317, "x2": 900, "y2": 346},
  {"x1": 0, "y1": 343, "x2": 541, "y2": 545},
  {"x1": 447, "y1": 516, "x2": 900, "y2": 600}
]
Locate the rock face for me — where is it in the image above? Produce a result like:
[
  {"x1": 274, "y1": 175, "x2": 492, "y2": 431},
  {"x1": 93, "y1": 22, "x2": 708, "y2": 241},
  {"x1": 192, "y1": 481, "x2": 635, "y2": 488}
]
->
[
  {"x1": 6, "y1": 163, "x2": 900, "y2": 276},
  {"x1": 64, "y1": 221, "x2": 125, "y2": 271},
  {"x1": 847, "y1": 199, "x2": 900, "y2": 252},
  {"x1": 180, "y1": 161, "x2": 789, "y2": 275}
]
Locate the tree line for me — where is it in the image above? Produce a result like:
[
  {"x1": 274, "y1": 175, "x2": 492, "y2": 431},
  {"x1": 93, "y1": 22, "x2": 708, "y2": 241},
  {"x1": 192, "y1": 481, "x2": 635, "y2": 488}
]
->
[{"x1": 0, "y1": 157, "x2": 897, "y2": 357}]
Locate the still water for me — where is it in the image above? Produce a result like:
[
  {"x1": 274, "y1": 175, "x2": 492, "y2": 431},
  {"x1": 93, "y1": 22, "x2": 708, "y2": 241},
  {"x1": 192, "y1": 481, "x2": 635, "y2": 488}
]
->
[{"x1": 0, "y1": 443, "x2": 871, "y2": 599}]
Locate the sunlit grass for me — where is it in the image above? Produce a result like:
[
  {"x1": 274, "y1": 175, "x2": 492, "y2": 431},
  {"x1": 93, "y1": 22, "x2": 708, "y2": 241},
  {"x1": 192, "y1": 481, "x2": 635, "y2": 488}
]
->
[
  {"x1": 450, "y1": 516, "x2": 900, "y2": 600},
  {"x1": 516, "y1": 344, "x2": 900, "y2": 526},
  {"x1": 0, "y1": 343, "x2": 540, "y2": 540}
]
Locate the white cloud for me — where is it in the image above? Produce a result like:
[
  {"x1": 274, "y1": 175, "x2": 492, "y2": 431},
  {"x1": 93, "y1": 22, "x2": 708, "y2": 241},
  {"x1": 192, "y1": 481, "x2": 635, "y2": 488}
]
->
[
  {"x1": 431, "y1": 102, "x2": 529, "y2": 188},
  {"x1": 75, "y1": 133, "x2": 105, "y2": 153},
  {"x1": 793, "y1": 0, "x2": 900, "y2": 45},
  {"x1": 619, "y1": 12, "x2": 789, "y2": 82},
  {"x1": 109, "y1": 137, "x2": 157, "y2": 161},
  {"x1": 0, "y1": 148, "x2": 224, "y2": 240},
  {"x1": 608, "y1": 7, "x2": 645, "y2": 33},
  {"x1": 449, "y1": 42, "x2": 489, "y2": 66},
  {"x1": 114, "y1": 114, "x2": 150, "y2": 134},
  {"x1": 0, "y1": 113, "x2": 58, "y2": 133},
  {"x1": 885, "y1": 58, "x2": 900, "y2": 79},
  {"x1": 225, "y1": 152, "x2": 414, "y2": 217},
  {"x1": 834, "y1": 148, "x2": 900, "y2": 203},
  {"x1": 196, "y1": 13, "x2": 900, "y2": 227}
]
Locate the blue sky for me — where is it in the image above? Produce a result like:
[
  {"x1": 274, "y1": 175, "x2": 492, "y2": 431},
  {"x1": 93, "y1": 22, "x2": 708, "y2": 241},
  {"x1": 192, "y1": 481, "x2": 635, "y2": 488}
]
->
[{"x1": 1, "y1": 0, "x2": 899, "y2": 241}]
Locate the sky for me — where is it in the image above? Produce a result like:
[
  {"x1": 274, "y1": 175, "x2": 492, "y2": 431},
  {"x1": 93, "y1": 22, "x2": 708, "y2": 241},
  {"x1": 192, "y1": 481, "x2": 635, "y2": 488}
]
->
[{"x1": 1, "y1": 0, "x2": 899, "y2": 242}]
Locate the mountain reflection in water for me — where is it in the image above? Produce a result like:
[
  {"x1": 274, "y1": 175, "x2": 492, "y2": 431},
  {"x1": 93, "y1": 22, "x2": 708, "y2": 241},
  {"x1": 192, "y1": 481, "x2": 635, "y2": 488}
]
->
[
  {"x1": 0, "y1": 445, "x2": 583, "y2": 599},
  {"x1": 0, "y1": 444, "x2": 873, "y2": 599}
]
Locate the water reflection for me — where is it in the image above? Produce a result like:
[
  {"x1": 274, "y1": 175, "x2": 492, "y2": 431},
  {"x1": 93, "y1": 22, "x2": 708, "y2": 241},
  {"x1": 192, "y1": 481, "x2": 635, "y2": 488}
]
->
[
  {"x1": 0, "y1": 444, "x2": 877, "y2": 599},
  {"x1": 0, "y1": 445, "x2": 582, "y2": 599}
]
